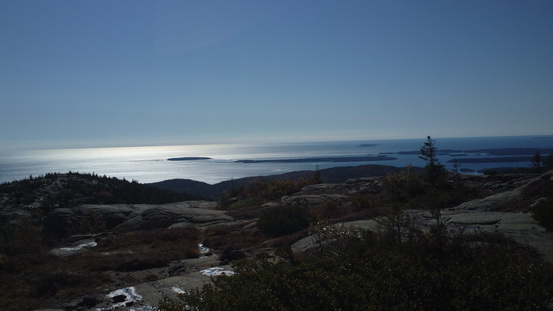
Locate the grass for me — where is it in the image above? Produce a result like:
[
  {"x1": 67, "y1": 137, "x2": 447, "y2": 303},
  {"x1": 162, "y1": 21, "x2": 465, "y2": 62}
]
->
[
  {"x1": 0, "y1": 227, "x2": 201, "y2": 310},
  {"x1": 203, "y1": 223, "x2": 268, "y2": 252}
]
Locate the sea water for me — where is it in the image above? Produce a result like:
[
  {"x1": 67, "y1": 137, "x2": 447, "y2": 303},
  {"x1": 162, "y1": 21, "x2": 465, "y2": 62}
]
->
[{"x1": 0, "y1": 136, "x2": 552, "y2": 185}]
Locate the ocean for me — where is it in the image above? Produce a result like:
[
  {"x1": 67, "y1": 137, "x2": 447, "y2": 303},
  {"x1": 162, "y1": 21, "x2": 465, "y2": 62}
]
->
[{"x1": 1, "y1": 136, "x2": 552, "y2": 185}]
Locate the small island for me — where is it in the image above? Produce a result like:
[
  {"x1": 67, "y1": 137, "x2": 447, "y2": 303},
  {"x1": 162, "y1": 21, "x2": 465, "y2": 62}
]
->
[
  {"x1": 447, "y1": 156, "x2": 533, "y2": 163},
  {"x1": 167, "y1": 157, "x2": 212, "y2": 161},
  {"x1": 235, "y1": 155, "x2": 396, "y2": 163},
  {"x1": 357, "y1": 144, "x2": 380, "y2": 147},
  {"x1": 396, "y1": 148, "x2": 551, "y2": 156}
]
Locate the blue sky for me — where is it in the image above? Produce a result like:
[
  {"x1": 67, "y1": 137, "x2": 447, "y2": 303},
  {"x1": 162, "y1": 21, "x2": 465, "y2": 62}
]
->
[{"x1": 1, "y1": 0, "x2": 552, "y2": 148}]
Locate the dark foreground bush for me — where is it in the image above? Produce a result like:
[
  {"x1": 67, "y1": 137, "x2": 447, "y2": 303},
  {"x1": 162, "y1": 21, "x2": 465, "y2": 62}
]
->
[
  {"x1": 160, "y1": 230, "x2": 553, "y2": 311},
  {"x1": 257, "y1": 205, "x2": 312, "y2": 237},
  {"x1": 533, "y1": 198, "x2": 553, "y2": 230}
]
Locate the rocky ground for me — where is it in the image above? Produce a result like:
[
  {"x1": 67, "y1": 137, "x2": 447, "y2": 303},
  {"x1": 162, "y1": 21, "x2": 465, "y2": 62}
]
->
[{"x1": 2, "y1": 171, "x2": 553, "y2": 310}]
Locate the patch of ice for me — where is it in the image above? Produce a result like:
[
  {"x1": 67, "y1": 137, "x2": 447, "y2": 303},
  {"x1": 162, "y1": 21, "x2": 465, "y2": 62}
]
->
[
  {"x1": 99, "y1": 249, "x2": 134, "y2": 256},
  {"x1": 106, "y1": 286, "x2": 143, "y2": 308},
  {"x1": 198, "y1": 243, "x2": 210, "y2": 255},
  {"x1": 200, "y1": 267, "x2": 236, "y2": 276},
  {"x1": 59, "y1": 241, "x2": 97, "y2": 252},
  {"x1": 172, "y1": 286, "x2": 187, "y2": 294}
]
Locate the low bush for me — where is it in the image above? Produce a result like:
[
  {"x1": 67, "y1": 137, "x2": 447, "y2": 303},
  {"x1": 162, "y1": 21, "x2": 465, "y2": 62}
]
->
[
  {"x1": 33, "y1": 270, "x2": 87, "y2": 297},
  {"x1": 160, "y1": 229, "x2": 553, "y2": 311},
  {"x1": 533, "y1": 198, "x2": 553, "y2": 230},
  {"x1": 524, "y1": 179, "x2": 553, "y2": 199},
  {"x1": 70, "y1": 227, "x2": 201, "y2": 272},
  {"x1": 31, "y1": 270, "x2": 111, "y2": 297},
  {"x1": 116, "y1": 257, "x2": 170, "y2": 271},
  {"x1": 202, "y1": 224, "x2": 268, "y2": 252},
  {"x1": 0, "y1": 219, "x2": 44, "y2": 256},
  {"x1": 257, "y1": 205, "x2": 312, "y2": 237},
  {"x1": 219, "y1": 177, "x2": 318, "y2": 208},
  {"x1": 228, "y1": 196, "x2": 266, "y2": 209},
  {"x1": 383, "y1": 169, "x2": 481, "y2": 211},
  {"x1": 349, "y1": 193, "x2": 380, "y2": 210}
]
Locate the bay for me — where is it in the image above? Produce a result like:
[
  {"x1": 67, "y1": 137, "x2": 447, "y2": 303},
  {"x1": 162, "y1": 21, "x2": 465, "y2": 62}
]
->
[{"x1": 1, "y1": 136, "x2": 552, "y2": 185}]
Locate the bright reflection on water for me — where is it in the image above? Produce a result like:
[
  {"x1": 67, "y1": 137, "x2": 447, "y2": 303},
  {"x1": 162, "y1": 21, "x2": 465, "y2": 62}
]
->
[
  {"x1": 1, "y1": 136, "x2": 551, "y2": 184},
  {"x1": 1, "y1": 144, "x2": 260, "y2": 184}
]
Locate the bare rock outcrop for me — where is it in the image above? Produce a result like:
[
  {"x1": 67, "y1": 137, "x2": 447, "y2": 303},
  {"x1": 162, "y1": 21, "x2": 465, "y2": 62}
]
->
[
  {"x1": 452, "y1": 171, "x2": 552, "y2": 211},
  {"x1": 44, "y1": 201, "x2": 232, "y2": 236},
  {"x1": 280, "y1": 177, "x2": 383, "y2": 207}
]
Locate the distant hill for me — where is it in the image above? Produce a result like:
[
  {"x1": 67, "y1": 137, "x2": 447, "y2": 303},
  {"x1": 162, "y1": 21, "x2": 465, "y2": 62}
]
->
[
  {"x1": 0, "y1": 172, "x2": 201, "y2": 214},
  {"x1": 148, "y1": 164, "x2": 418, "y2": 200}
]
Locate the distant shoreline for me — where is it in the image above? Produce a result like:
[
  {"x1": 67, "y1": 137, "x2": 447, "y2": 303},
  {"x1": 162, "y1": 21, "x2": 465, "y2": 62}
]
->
[
  {"x1": 393, "y1": 147, "x2": 551, "y2": 156},
  {"x1": 167, "y1": 157, "x2": 212, "y2": 161},
  {"x1": 357, "y1": 144, "x2": 380, "y2": 147},
  {"x1": 3, "y1": 137, "x2": 550, "y2": 185},
  {"x1": 447, "y1": 156, "x2": 533, "y2": 164},
  {"x1": 235, "y1": 155, "x2": 396, "y2": 164}
]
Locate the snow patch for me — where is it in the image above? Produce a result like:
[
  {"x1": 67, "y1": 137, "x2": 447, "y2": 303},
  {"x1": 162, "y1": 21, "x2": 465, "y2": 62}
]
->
[
  {"x1": 198, "y1": 243, "x2": 210, "y2": 255},
  {"x1": 106, "y1": 286, "x2": 143, "y2": 308},
  {"x1": 59, "y1": 241, "x2": 97, "y2": 252},
  {"x1": 172, "y1": 286, "x2": 187, "y2": 294},
  {"x1": 200, "y1": 267, "x2": 236, "y2": 276}
]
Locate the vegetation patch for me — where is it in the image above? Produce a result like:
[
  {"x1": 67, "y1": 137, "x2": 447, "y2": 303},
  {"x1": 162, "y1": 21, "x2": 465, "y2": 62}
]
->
[
  {"x1": 219, "y1": 175, "x2": 321, "y2": 209},
  {"x1": 82, "y1": 227, "x2": 201, "y2": 271},
  {"x1": 0, "y1": 172, "x2": 200, "y2": 213},
  {"x1": 203, "y1": 223, "x2": 267, "y2": 252},
  {"x1": 0, "y1": 227, "x2": 200, "y2": 310},
  {"x1": 257, "y1": 205, "x2": 313, "y2": 237},
  {"x1": 533, "y1": 198, "x2": 553, "y2": 230},
  {"x1": 160, "y1": 229, "x2": 553, "y2": 311}
]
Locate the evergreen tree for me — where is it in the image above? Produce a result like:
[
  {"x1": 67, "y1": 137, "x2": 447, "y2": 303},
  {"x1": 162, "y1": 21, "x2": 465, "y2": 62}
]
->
[
  {"x1": 419, "y1": 136, "x2": 445, "y2": 186},
  {"x1": 419, "y1": 136, "x2": 447, "y2": 238},
  {"x1": 451, "y1": 155, "x2": 461, "y2": 174}
]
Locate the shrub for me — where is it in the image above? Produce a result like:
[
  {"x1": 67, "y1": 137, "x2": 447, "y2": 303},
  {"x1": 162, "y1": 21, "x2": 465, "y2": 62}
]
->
[
  {"x1": 0, "y1": 219, "x2": 44, "y2": 255},
  {"x1": 78, "y1": 227, "x2": 201, "y2": 271},
  {"x1": 68, "y1": 210, "x2": 108, "y2": 236},
  {"x1": 219, "y1": 177, "x2": 317, "y2": 208},
  {"x1": 33, "y1": 271, "x2": 88, "y2": 297},
  {"x1": 160, "y1": 230, "x2": 553, "y2": 311},
  {"x1": 383, "y1": 168, "x2": 481, "y2": 212},
  {"x1": 533, "y1": 198, "x2": 553, "y2": 230},
  {"x1": 229, "y1": 196, "x2": 266, "y2": 209},
  {"x1": 350, "y1": 193, "x2": 379, "y2": 210},
  {"x1": 257, "y1": 205, "x2": 312, "y2": 237},
  {"x1": 383, "y1": 168, "x2": 428, "y2": 206},
  {"x1": 202, "y1": 223, "x2": 268, "y2": 252}
]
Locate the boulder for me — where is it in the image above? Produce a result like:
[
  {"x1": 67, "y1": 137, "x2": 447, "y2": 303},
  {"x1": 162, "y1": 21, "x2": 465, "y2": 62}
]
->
[
  {"x1": 452, "y1": 189, "x2": 523, "y2": 211},
  {"x1": 451, "y1": 171, "x2": 552, "y2": 211}
]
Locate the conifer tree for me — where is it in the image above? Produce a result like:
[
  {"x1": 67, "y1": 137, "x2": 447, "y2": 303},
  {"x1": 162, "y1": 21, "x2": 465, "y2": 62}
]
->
[{"x1": 419, "y1": 136, "x2": 445, "y2": 186}]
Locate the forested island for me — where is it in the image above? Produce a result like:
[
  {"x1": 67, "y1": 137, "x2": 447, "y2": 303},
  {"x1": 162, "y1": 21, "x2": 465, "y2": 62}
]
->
[
  {"x1": 167, "y1": 157, "x2": 212, "y2": 161},
  {"x1": 235, "y1": 155, "x2": 396, "y2": 163}
]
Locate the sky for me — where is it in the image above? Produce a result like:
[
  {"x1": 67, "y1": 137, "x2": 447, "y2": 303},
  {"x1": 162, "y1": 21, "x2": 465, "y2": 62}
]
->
[{"x1": 1, "y1": 0, "x2": 552, "y2": 149}]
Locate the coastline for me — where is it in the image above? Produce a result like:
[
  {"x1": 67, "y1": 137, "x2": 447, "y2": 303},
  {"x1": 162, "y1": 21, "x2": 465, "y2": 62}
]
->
[
  {"x1": 1, "y1": 136, "x2": 551, "y2": 185},
  {"x1": 234, "y1": 155, "x2": 396, "y2": 163}
]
